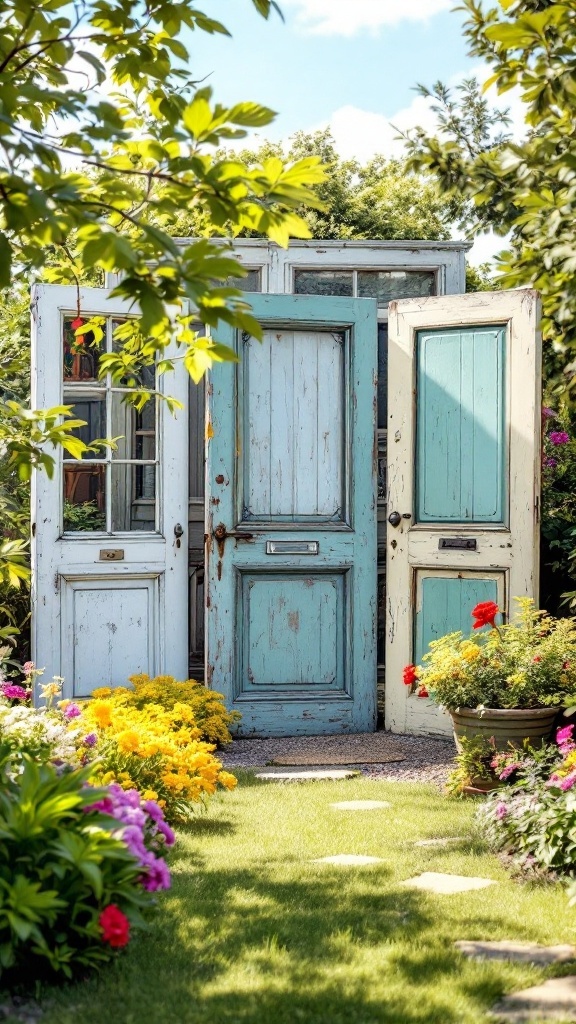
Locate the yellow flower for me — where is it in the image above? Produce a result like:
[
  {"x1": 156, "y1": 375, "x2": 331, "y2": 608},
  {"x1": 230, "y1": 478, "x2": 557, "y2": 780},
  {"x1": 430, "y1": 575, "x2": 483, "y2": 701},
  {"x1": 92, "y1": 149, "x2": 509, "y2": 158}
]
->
[
  {"x1": 92, "y1": 687, "x2": 112, "y2": 698},
  {"x1": 461, "y1": 643, "x2": 480, "y2": 662},
  {"x1": 116, "y1": 729, "x2": 141, "y2": 753},
  {"x1": 91, "y1": 700, "x2": 113, "y2": 728},
  {"x1": 40, "y1": 681, "x2": 62, "y2": 699},
  {"x1": 101, "y1": 771, "x2": 116, "y2": 785},
  {"x1": 142, "y1": 790, "x2": 158, "y2": 801}
]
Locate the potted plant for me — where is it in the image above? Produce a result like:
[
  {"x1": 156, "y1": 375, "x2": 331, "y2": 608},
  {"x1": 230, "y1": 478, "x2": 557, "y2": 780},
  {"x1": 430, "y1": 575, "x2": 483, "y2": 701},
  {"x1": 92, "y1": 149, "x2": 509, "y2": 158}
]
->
[{"x1": 404, "y1": 598, "x2": 576, "y2": 750}]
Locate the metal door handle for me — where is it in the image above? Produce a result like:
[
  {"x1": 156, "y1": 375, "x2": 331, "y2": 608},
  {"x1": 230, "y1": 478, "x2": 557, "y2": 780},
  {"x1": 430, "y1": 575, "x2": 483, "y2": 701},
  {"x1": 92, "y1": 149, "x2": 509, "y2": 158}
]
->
[
  {"x1": 174, "y1": 523, "x2": 184, "y2": 538},
  {"x1": 388, "y1": 511, "x2": 401, "y2": 527},
  {"x1": 213, "y1": 523, "x2": 254, "y2": 541}
]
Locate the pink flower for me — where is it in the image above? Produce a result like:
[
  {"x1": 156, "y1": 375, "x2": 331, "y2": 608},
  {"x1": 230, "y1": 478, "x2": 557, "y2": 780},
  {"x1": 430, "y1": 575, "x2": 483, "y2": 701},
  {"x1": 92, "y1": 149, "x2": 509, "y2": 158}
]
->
[
  {"x1": 63, "y1": 702, "x2": 81, "y2": 719},
  {"x1": 545, "y1": 457, "x2": 557, "y2": 468},
  {"x1": 542, "y1": 407, "x2": 556, "y2": 419},
  {"x1": 549, "y1": 431, "x2": 570, "y2": 445},
  {"x1": 1, "y1": 683, "x2": 28, "y2": 701},
  {"x1": 560, "y1": 774, "x2": 576, "y2": 792},
  {"x1": 557, "y1": 725, "x2": 574, "y2": 744},
  {"x1": 495, "y1": 802, "x2": 508, "y2": 820},
  {"x1": 499, "y1": 763, "x2": 520, "y2": 781},
  {"x1": 22, "y1": 661, "x2": 34, "y2": 675}
]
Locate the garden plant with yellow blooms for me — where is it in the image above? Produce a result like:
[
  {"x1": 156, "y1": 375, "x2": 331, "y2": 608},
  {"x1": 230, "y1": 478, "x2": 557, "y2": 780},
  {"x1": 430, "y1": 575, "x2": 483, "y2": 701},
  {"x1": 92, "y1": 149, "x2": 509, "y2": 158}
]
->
[
  {"x1": 80, "y1": 687, "x2": 237, "y2": 825},
  {"x1": 408, "y1": 598, "x2": 576, "y2": 712}
]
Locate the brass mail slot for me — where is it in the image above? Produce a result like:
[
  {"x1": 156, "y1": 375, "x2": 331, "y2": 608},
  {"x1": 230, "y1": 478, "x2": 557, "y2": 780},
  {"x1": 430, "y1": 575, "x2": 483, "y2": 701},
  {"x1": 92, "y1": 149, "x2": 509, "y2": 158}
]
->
[
  {"x1": 266, "y1": 541, "x2": 319, "y2": 555},
  {"x1": 438, "y1": 538, "x2": 477, "y2": 551},
  {"x1": 99, "y1": 549, "x2": 125, "y2": 561}
]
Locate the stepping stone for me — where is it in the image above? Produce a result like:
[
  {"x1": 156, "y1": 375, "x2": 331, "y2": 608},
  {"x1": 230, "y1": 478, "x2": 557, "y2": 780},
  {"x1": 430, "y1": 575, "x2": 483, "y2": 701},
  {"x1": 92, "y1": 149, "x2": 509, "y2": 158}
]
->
[
  {"x1": 490, "y1": 975, "x2": 576, "y2": 1022},
  {"x1": 414, "y1": 837, "x2": 465, "y2": 847},
  {"x1": 457, "y1": 940, "x2": 576, "y2": 966},
  {"x1": 312, "y1": 854, "x2": 384, "y2": 866},
  {"x1": 330, "y1": 800, "x2": 391, "y2": 811},
  {"x1": 402, "y1": 871, "x2": 496, "y2": 894},
  {"x1": 255, "y1": 769, "x2": 358, "y2": 782}
]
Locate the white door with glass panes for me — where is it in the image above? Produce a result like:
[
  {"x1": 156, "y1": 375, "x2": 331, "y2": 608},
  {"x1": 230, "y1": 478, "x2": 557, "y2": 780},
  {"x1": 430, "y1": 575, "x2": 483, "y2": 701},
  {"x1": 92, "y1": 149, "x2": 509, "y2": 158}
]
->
[{"x1": 31, "y1": 285, "x2": 189, "y2": 700}]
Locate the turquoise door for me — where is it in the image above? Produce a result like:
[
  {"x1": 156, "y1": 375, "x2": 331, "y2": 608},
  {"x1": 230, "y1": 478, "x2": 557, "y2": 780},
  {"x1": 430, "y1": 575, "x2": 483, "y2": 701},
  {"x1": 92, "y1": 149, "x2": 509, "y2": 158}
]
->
[{"x1": 206, "y1": 294, "x2": 378, "y2": 736}]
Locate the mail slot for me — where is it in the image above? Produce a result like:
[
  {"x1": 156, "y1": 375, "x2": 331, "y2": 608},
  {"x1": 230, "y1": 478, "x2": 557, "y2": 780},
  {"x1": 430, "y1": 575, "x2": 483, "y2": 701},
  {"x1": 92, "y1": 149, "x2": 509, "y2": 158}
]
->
[
  {"x1": 99, "y1": 549, "x2": 125, "y2": 561},
  {"x1": 438, "y1": 538, "x2": 477, "y2": 551},
  {"x1": 266, "y1": 541, "x2": 319, "y2": 555}
]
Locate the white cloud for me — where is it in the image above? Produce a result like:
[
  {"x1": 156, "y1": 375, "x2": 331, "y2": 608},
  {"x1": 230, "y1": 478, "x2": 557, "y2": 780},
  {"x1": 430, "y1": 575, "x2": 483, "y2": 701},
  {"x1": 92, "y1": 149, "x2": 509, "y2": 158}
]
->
[{"x1": 282, "y1": 0, "x2": 452, "y2": 35}]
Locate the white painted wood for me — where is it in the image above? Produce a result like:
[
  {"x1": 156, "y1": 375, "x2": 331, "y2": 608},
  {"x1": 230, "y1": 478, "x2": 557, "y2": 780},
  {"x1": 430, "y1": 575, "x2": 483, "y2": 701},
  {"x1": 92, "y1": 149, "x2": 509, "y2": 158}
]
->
[
  {"x1": 31, "y1": 285, "x2": 189, "y2": 699},
  {"x1": 385, "y1": 289, "x2": 541, "y2": 737}
]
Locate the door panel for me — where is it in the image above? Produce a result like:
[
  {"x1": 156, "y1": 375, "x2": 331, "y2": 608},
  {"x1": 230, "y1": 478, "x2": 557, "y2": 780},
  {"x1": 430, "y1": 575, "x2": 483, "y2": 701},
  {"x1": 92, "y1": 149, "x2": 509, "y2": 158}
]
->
[
  {"x1": 31, "y1": 285, "x2": 189, "y2": 699},
  {"x1": 386, "y1": 289, "x2": 541, "y2": 736},
  {"x1": 206, "y1": 294, "x2": 377, "y2": 736}
]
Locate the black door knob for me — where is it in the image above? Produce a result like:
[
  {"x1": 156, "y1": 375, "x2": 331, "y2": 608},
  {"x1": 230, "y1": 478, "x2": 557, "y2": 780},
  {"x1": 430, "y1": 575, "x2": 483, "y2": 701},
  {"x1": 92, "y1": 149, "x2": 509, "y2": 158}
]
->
[{"x1": 388, "y1": 511, "x2": 402, "y2": 527}]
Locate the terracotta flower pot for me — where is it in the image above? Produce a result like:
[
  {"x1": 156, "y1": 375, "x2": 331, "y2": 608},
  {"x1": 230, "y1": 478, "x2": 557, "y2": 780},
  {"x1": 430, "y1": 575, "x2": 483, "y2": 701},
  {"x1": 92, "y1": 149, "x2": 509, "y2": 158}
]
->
[{"x1": 450, "y1": 706, "x2": 558, "y2": 752}]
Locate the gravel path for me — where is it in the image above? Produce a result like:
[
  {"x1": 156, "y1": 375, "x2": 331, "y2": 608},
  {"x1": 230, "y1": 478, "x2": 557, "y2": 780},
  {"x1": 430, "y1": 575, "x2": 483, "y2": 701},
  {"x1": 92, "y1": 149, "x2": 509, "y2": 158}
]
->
[{"x1": 219, "y1": 732, "x2": 456, "y2": 788}]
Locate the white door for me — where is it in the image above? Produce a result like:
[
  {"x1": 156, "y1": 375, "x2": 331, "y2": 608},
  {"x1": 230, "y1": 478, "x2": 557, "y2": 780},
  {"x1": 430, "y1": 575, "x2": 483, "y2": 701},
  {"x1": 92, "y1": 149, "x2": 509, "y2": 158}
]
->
[
  {"x1": 385, "y1": 289, "x2": 541, "y2": 736},
  {"x1": 31, "y1": 285, "x2": 189, "y2": 699}
]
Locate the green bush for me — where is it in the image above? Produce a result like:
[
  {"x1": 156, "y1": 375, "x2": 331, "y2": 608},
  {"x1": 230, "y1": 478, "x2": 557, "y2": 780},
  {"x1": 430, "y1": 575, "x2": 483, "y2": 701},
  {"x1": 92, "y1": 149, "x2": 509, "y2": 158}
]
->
[{"x1": 0, "y1": 752, "x2": 152, "y2": 982}]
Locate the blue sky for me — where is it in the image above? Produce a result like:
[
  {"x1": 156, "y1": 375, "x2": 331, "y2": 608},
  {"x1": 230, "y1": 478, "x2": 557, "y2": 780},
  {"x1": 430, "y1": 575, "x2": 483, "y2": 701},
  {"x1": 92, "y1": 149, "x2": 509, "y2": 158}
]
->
[{"x1": 186, "y1": 1, "x2": 525, "y2": 262}]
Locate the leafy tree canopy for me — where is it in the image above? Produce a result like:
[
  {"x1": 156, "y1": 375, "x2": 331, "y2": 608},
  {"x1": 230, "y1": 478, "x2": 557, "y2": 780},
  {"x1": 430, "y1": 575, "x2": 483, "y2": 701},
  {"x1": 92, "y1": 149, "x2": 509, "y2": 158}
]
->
[
  {"x1": 0, "y1": 0, "x2": 325, "y2": 401},
  {"x1": 176, "y1": 128, "x2": 466, "y2": 242},
  {"x1": 406, "y1": 0, "x2": 576, "y2": 390}
]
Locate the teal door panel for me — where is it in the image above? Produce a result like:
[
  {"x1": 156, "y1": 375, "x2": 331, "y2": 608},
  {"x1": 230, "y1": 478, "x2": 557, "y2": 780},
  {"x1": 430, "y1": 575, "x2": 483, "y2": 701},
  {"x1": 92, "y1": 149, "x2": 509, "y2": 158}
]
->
[
  {"x1": 415, "y1": 575, "x2": 500, "y2": 665},
  {"x1": 206, "y1": 294, "x2": 377, "y2": 736},
  {"x1": 416, "y1": 325, "x2": 506, "y2": 522}
]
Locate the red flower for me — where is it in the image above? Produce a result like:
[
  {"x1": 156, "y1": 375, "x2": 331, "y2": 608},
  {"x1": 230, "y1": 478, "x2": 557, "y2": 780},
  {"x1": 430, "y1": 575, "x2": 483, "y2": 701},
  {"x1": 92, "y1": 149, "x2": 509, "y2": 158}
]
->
[
  {"x1": 471, "y1": 601, "x2": 499, "y2": 630},
  {"x1": 417, "y1": 686, "x2": 429, "y2": 698},
  {"x1": 403, "y1": 664, "x2": 418, "y2": 686},
  {"x1": 70, "y1": 316, "x2": 85, "y2": 346},
  {"x1": 99, "y1": 904, "x2": 130, "y2": 948},
  {"x1": 533, "y1": 656, "x2": 541, "y2": 663}
]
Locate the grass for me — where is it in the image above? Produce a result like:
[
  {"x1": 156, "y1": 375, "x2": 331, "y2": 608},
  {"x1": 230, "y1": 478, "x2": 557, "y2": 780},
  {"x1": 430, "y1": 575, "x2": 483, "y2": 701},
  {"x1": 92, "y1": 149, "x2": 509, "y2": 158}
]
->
[{"x1": 25, "y1": 773, "x2": 576, "y2": 1024}]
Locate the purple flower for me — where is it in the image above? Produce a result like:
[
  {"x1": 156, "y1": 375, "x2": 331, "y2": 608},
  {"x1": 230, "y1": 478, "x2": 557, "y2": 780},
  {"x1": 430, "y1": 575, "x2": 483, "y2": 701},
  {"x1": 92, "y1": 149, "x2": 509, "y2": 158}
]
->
[
  {"x1": 549, "y1": 431, "x2": 570, "y2": 445},
  {"x1": 542, "y1": 407, "x2": 556, "y2": 419},
  {"x1": 545, "y1": 457, "x2": 557, "y2": 468},
  {"x1": 140, "y1": 853, "x2": 171, "y2": 892},
  {"x1": 560, "y1": 774, "x2": 576, "y2": 791},
  {"x1": 499, "y1": 763, "x2": 520, "y2": 780},
  {"x1": 121, "y1": 825, "x2": 148, "y2": 860},
  {"x1": 83, "y1": 732, "x2": 97, "y2": 747},
  {"x1": 1, "y1": 683, "x2": 28, "y2": 701},
  {"x1": 495, "y1": 801, "x2": 508, "y2": 820},
  {"x1": 143, "y1": 799, "x2": 165, "y2": 825},
  {"x1": 156, "y1": 819, "x2": 176, "y2": 846},
  {"x1": 63, "y1": 702, "x2": 81, "y2": 719}
]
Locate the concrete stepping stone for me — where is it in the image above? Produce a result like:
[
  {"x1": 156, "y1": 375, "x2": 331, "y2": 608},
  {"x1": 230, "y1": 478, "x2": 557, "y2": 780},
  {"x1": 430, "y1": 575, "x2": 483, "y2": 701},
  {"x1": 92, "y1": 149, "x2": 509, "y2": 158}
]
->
[
  {"x1": 312, "y1": 854, "x2": 384, "y2": 866},
  {"x1": 255, "y1": 769, "x2": 358, "y2": 782},
  {"x1": 414, "y1": 837, "x2": 465, "y2": 847},
  {"x1": 330, "y1": 800, "x2": 391, "y2": 811},
  {"x1": 402, "y1": 871, "x2": 497, "y2": 894},
  {"x1": 457, "y1": 941, "x2": 576, "y2": 966},
  {"x1": 490, "y1": 976, "x2": 576, "y2": 1022}
]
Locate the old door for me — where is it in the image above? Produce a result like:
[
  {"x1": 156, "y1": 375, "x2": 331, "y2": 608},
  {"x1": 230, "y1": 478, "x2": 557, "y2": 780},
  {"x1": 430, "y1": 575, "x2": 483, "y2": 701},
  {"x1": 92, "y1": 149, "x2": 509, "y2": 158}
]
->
[
  {"x1": 385, "y1": 289, "x2": 541, "y2": 736},
  {"x1": 31, "y1": 285, "x2": 189, "y2": 699},
  {"x1": 206, "y1": 293, "x2": 378, "y2": 736}
]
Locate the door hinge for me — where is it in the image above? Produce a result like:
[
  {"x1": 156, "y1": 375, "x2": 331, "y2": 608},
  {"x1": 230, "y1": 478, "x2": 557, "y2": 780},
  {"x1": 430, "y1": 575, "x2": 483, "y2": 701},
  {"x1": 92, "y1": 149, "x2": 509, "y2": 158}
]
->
[{"x1": 54, "y1": 573, "x2": 60, "y2": 594}]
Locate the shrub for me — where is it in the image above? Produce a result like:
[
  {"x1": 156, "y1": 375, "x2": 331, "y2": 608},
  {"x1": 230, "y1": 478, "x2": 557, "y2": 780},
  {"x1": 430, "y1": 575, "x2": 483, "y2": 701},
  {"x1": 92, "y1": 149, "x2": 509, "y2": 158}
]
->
[
  {"x1": 80, "y1": 691, "x2": 237, "y2": 825},
  {"x1": 0, "y1": 754, "x2": 153, "y2": 981},
  {"x1": 477, "y1": 726, "x2": 576, "y2": 882},
  {"x1": 110, "y1": 674, "x2": 240, "y2": 746}
]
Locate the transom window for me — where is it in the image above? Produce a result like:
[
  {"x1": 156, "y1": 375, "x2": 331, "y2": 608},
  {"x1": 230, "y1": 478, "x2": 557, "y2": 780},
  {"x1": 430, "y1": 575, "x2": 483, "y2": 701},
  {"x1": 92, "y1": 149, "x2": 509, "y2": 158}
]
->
[
  {"x1": 62, "y1": 315, "x2": 158, "y2": 534},
  {"x1": 293, "y1": 268, "x2": 436, "y2": 308}
]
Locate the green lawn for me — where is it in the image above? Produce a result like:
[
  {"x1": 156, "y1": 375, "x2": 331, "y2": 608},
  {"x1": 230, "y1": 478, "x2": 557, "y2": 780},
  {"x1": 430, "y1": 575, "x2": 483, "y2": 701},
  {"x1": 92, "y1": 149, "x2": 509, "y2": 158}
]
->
[{"x1": 32, "y1": 773, "x2": 576, "y2": 1024}]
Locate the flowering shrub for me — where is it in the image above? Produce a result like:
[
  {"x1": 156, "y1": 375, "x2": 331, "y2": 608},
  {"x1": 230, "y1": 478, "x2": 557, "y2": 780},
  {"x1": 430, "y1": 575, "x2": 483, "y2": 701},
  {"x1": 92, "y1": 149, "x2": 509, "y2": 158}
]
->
[
  {"x1": 404, "y1": 598, "x2": 576, "y2": 711},
  {"x1": 87, "y1": 783, "x2": 174, "y2": 893},
  {"x1": 109, "y1": 674, "x2": 240, "y2": 745},
  {"x1": 541, "y1": 404, "x2": 576, "y2": 612},
  {"x1": 477, "y1": 726, "x2": 576, "y2": 882},
  {"x1": 0, "y1": 755, "x2": 154, "y2": 981},
  {"x1": 80, "y1": 690, "x2": 237, "y2": 824}
]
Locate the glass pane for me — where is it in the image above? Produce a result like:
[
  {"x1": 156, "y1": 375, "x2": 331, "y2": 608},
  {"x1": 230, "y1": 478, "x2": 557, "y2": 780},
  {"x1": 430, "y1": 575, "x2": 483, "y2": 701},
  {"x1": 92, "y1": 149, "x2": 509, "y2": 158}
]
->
[
  {"x1": 377, "y1": 323, "x2": 388, "y2": 430},
  {"x1": 293, "y1": 270, "x2": 353, "y2": 297},
  {"x1": 111, "y1": 464, "x2": 156, "y2": 532},
  {"x1": 63, "y1": 465, "x2": 106, "y2": 532},
  {"x1": 358, "y1": 270, "x2": 436, "y2": 307},
  {"x1": 112, "y1": 320, "x2": 156, "y2": 389},
  {"x1": 63, "y1": 317, "x2": 102, "y2": 382},
  {"x1": 111, "y1": 392, "x2": 156, "y2": 460},
  {"x1": 62, "y1": 397, "x2": 106, "y2": 460},
  {"x1": 227, "y1": 269, "x2": 261, "y2": 292}
]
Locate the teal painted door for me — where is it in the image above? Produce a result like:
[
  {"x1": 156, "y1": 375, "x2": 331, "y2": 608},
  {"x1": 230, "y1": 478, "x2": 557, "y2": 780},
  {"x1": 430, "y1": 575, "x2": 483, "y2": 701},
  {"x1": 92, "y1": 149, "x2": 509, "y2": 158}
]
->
[
  {"x1": 206, "y1": 294, "x2": 378, "y2": 736},
  {"x1": 386, "y1": 290, "x2": 541, "y2": 737}
]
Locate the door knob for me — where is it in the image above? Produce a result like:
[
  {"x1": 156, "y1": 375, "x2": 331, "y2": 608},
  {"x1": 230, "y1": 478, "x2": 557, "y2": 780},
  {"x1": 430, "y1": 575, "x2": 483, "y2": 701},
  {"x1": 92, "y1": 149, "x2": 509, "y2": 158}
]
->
[
  {"x1": 174, "y1": 523, "x2": 184, "y2": 538},
  {"x1": 388, "y1": 511, "x2": 402, "y2": 527}
]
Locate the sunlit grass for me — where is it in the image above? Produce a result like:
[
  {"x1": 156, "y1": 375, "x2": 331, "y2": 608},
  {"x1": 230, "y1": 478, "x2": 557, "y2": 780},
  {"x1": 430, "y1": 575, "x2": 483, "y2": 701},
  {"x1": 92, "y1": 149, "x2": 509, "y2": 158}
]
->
[{"x1": 32, "y1": 772, "x2": 576, "y2": 1024}]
